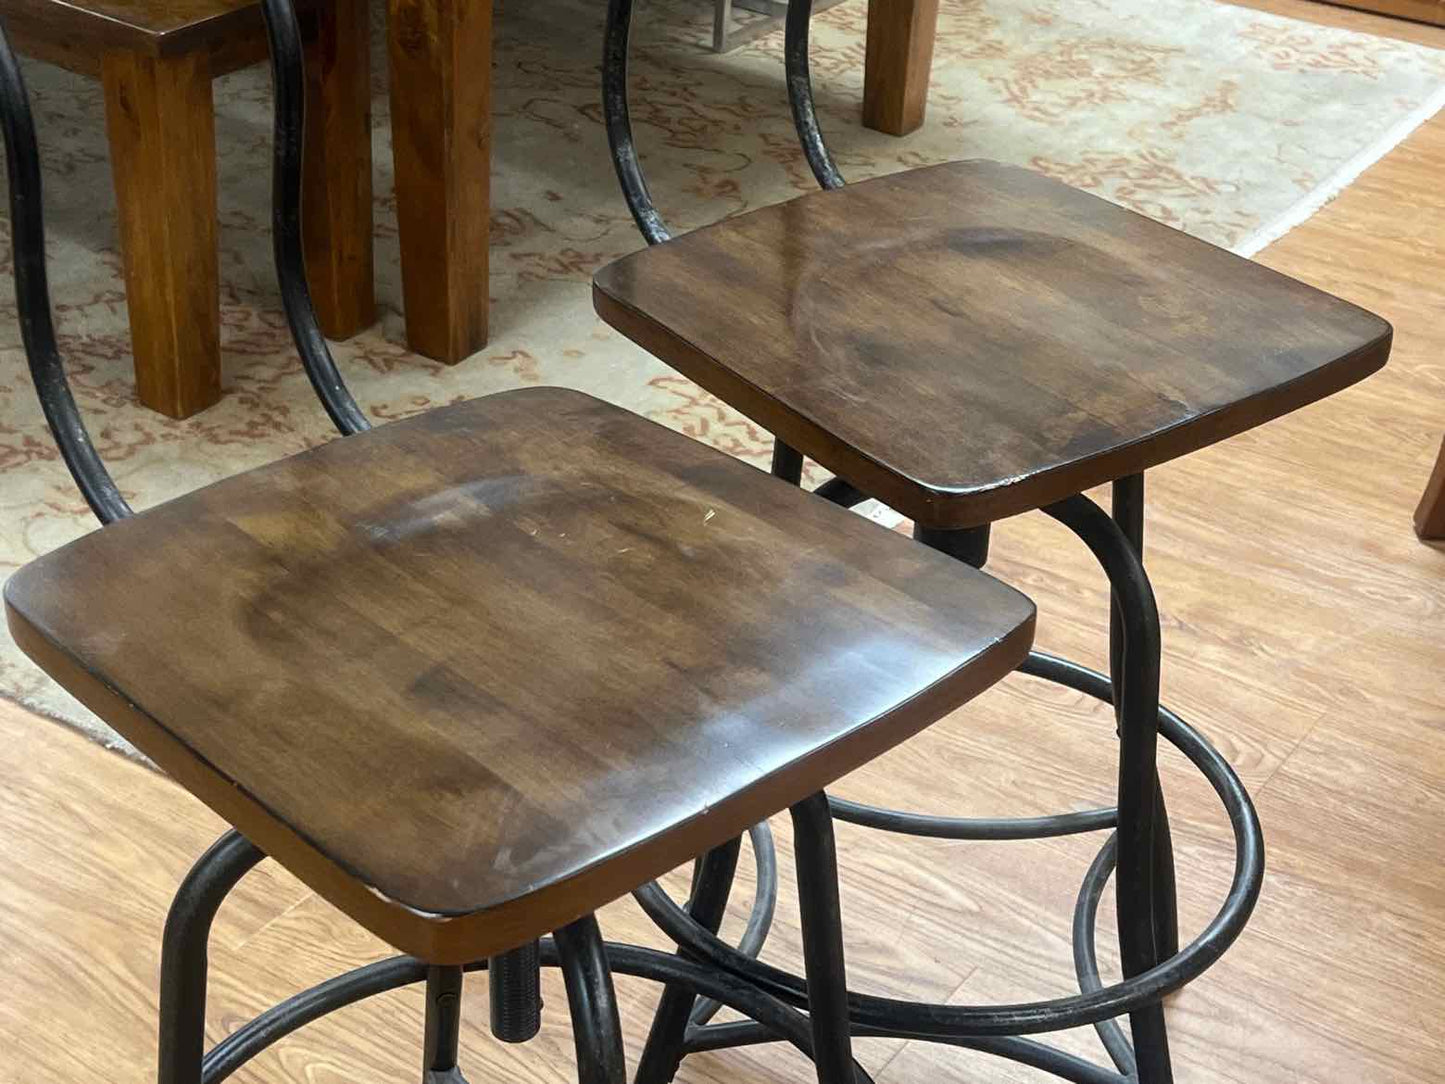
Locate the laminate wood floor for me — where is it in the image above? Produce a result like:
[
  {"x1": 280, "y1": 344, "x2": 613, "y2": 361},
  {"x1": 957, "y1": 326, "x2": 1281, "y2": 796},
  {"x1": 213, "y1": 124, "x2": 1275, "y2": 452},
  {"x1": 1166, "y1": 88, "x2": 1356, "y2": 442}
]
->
[{"x1": 1, "y1": 1, "x2": 1442, "y2": 1079}]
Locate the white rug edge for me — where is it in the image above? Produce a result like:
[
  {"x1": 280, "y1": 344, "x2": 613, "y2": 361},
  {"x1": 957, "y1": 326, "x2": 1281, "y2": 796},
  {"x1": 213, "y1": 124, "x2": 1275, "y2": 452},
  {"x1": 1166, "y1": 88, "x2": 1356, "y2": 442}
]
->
[
  {"x1": 2, "y1": 686, "x2": 145, "y2": 757},
  {"x1": 1232, "y1": 82, "x2": 1445, "y2": 258}
]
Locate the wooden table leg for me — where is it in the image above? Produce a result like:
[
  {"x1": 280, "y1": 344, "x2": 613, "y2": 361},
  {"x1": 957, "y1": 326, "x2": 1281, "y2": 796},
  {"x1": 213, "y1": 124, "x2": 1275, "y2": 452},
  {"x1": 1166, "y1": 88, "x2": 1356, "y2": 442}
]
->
[
  {"x1": 102, "y1": 50, "x2": 220, "y2": 419},
  {"x1": 387, "y1": 0, "x2": 491, "y2": 363},
  {"x1": 863, "y1": 0, "x2": 939, "y2": 137},
  {"x1": 1415, "y1": 435, "x2": 1445, "y2": 540},
  {"x1": 303, "y1": 0, "x2": 376, "y2": 340}
]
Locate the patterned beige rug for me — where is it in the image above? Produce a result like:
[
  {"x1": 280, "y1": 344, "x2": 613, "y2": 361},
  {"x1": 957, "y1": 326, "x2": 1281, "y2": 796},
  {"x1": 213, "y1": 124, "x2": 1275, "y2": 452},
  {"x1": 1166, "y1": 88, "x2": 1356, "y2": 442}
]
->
[{"x1": 2, "y1": 0, "x2": 1443, "y2": 753}]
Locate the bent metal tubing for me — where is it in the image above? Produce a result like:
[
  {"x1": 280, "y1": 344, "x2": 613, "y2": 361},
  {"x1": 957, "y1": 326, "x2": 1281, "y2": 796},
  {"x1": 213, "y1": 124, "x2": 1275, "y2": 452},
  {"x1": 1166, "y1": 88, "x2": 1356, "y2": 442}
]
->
[
  {"x1": 631, "y1": 663, "x2": 1264, "y2": 1042},
  {"x1": 151, "y1": 829, "x2": 870, "y2": 1084},
  {"x1": 631, "y1": 495, "x2": 1258, "y2": 1080},
  {"x1": 596, "y1": 0, "x2": 1265, "y2": 1074}
]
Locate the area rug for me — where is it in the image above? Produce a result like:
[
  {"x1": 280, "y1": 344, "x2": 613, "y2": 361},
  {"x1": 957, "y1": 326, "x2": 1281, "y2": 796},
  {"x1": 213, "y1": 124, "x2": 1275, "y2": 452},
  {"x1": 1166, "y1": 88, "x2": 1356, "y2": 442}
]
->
[{"x1": 1, "y1": 0, "x2": 1442, "y2": 754}]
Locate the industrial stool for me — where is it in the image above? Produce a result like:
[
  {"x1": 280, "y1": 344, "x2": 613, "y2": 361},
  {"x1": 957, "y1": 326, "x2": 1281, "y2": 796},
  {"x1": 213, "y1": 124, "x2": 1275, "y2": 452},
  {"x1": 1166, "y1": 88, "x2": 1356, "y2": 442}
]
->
[
  {"x1": 0, "y1": 7, "x2": 1039, "y2": 1083},
  {"x1": 593, "y1": 0, "x2": 1392, "y2": 1080}
]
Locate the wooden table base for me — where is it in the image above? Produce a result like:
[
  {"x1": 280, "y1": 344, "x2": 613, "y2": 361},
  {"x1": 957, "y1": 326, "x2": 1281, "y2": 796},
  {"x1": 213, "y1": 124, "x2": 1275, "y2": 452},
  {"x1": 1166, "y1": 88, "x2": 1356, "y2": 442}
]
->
[
  {"x1": 863, "y1": 0, "x2": 939, "y2": 136},
  {"x1": 387, "y1": 0, "x2": 937, "y2": 366},
  {"x1": 1415, "y1": 435, "x2": 1445, "y2": 539}
]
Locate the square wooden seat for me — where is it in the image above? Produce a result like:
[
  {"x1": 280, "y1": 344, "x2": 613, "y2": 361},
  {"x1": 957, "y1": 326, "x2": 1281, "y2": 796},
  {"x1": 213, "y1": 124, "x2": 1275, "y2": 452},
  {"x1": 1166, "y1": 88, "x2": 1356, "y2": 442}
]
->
[
  {"x1": 4, "y1": 388, "x2": 1034, "y2": 963},
  {"x1": 593, "y1": 160, "x2": 1393, "y2": 528}
]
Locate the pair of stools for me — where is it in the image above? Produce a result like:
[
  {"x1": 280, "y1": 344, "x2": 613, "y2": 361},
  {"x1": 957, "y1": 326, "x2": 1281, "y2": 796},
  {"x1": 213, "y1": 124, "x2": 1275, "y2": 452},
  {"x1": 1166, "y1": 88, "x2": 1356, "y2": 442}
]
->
[{"x1": 0, "y1": 0, "x2": 1391, "y2": 1081}]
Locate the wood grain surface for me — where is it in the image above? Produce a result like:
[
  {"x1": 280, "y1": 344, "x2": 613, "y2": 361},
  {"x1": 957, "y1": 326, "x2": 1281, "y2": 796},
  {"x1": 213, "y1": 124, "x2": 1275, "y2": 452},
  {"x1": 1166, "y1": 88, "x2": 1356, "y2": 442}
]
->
[
  {"x1": 862, "y1": 0, "x2": 939, "y2": 135},
  {"x1": 5, "y1": 387, "x2": 1033, "y2": 963},
  {"x1": 301, "y1": 0, "x2": 376, "y2": 341},
  {"x1": 0, "y1": 0, "x2": 1441, "y2": 1080},
  {"x1": 387, "y1": 0, "x2": 492, "y2": 363},
  {"x1": 594, "y1": 160, "x2": 1392, "y2": 528},
  {"x1": 0, "y1": 0, "x2": 258, "y2": 57}
]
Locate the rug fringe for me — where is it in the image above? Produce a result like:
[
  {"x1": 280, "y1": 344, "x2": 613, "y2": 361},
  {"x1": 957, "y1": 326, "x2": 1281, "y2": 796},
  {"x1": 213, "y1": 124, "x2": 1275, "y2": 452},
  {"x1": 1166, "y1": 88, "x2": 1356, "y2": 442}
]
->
[{"x1": 1234, "y1": 81, "x2": 1445, "y2": 258}]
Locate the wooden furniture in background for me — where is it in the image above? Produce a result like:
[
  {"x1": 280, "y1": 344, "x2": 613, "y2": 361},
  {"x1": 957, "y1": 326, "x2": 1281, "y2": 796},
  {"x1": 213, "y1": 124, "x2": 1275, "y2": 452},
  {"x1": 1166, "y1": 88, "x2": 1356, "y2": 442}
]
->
[
  {"x1": 595, "y1": 160, "x2": 1392, "y2": 529},
  {"x1": 0, "y1": 0, "x2": 942, "y2": 413},
  {"x1": 386, "y1": 0, "x2": 491, "y2": 365},
  {"x1": 1415, "y1": 435, "x2": 1445, "y2": 537},
  {"x1": 709, "y1": 0, "x2": 849, "y2": 54},
  {"x1": 863, "y1": 0, "x2": 938, "y2": 136},
  {"x1": 0, "y1": 0, "x2": 375, "y2": 419}
]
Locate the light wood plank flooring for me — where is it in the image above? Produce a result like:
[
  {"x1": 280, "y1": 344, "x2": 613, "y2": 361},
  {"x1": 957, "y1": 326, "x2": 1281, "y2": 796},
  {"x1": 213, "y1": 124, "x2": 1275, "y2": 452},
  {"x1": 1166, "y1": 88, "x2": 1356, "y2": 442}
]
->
[{"x1": 1, "y1": 1, "x2": 1442, "y2": 1080}]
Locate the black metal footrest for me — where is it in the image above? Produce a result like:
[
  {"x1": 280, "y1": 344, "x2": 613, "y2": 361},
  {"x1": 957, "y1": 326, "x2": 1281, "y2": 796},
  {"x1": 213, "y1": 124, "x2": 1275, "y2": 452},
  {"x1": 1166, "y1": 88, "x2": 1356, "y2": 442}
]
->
[
  {"x1": 630, "y1": 649, "x2": 1264, "y2": 1083},
  {"x1": 195, "y1": 943, "x2": 849, "y2": 1084}
]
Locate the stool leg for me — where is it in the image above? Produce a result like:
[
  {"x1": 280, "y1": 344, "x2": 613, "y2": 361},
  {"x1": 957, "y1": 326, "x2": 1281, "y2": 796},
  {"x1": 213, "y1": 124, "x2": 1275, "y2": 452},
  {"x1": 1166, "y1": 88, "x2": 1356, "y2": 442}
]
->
[
  {"x1": 554, "y1": 915, "x2": 627, "y2": 1084},
  {"x1": 790, "y1": 792, "x2": 857, "y2": 1084},
  {"x1": 635, "y1": 838, "x2": 742, "y2": 1084},
  {"x1": 157, "y1": 831, "x2": 265, "y2": 1084},
  {"x1": 1146, "y1": 790, "x2": 1179, "y2": 960},
  {"x1": 1045, "y1": 493, "x2": 1172, "y2": 1083},
  {"x1": 422, "y1": 966, "x2": 468, "y2": 1083},
  {"x1": 1111, "y1": 475, "x2": 1179, "y2": 961}
]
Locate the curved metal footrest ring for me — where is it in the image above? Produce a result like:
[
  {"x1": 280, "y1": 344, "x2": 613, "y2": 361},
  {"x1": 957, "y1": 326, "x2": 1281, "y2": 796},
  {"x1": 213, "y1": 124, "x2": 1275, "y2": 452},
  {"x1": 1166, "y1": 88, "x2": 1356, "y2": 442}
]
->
[
  {"x1": 196, "y1": 940, "x2": 870, "y2": 1084},
  {"x1": 633, "y1": 649, "x2": 1264, "y2": 1082},
  {"x1": 687, "y1": 820, "x2": 777, "y2": 1028}
]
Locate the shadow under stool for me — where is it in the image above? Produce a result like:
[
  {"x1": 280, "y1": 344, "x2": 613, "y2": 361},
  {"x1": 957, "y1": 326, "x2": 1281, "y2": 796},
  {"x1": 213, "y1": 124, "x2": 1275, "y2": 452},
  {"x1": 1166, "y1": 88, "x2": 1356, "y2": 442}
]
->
[
  {"x1": 1417, "y1": 435, "x2": 1445, "y2": 539},
  {"x1": 592, "y1": 1, "x2": 1394, "y2": 1081},
  {"x1": 0, "y1": 4, "x2": 1042, "y2": 1083}
]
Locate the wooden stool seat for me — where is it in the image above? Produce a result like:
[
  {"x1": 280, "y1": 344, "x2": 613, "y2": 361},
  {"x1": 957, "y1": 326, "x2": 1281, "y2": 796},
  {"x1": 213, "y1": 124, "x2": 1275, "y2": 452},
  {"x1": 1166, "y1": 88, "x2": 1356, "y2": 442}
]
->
[
  {"x1": 593, "y1": 160, "x2": 1393, "y2": 528},
  {"x1": 4, "y1": 387, "x2": 1034, "y2": 964}
]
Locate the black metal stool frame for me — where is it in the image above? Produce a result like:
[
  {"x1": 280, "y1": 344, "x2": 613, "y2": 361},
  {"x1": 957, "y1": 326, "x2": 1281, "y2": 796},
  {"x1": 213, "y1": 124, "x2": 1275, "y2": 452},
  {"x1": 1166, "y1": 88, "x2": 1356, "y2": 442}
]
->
[
  {"x1": 600, "y1": 1, "x2": 1266, "y2": 1081},
  {"x1": 0, "y1": 7, "x2": 870, "y2": 1082},
  {"x1": 146, "y1": 798, "x2": 860, "y2": 1084}
]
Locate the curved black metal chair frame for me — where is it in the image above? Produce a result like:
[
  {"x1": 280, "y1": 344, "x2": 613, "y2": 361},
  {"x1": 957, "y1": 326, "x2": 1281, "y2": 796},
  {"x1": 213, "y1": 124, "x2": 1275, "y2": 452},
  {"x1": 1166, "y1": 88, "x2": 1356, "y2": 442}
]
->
[
  {"x1": 0, "y1": 4, "x2": 855, "y2": 1083},
  {"x1": 599, "y1": 1, "x2": 1266, "y2": 1082}
]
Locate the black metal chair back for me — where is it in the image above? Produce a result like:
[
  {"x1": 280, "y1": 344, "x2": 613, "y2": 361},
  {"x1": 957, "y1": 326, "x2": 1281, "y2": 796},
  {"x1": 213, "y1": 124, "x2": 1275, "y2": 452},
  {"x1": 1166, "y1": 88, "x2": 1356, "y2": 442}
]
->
[{"x1": 602, "y1": 0, "x2": 841, "y2": 248}]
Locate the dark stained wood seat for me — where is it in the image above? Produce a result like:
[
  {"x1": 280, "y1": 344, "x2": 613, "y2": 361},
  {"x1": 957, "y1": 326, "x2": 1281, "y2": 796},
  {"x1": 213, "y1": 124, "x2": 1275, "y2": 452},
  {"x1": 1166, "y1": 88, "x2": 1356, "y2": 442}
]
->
[
  {"x1": 4, "y1": 387, "x2": 1035, "y2": 964},
  {"x1": 593, "y1": 160, "x2": 1393, "y2": 529}
]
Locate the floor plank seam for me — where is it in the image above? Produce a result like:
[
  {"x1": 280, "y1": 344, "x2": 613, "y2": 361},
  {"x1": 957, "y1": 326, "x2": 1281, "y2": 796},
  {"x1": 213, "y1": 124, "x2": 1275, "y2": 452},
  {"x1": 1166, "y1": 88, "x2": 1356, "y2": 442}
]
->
[{"x1": 867, "y1": 965, "x2": 981, "y2": 1082}]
